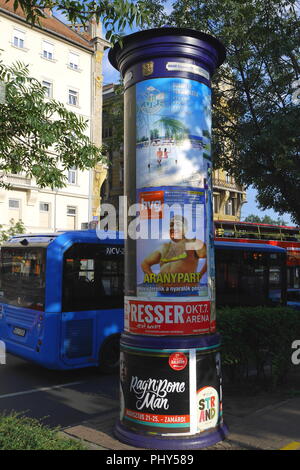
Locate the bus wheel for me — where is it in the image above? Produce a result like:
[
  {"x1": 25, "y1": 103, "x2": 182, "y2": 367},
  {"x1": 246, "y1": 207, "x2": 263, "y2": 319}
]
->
[{"x1": 99, "y1": 334, "x2": 120, "y2": 374}]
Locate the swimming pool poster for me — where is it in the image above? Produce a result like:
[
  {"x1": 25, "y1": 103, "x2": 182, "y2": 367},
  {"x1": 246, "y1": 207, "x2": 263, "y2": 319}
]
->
[{"x1": 136, "y1": 78, "x2": 212, "y2": 189}]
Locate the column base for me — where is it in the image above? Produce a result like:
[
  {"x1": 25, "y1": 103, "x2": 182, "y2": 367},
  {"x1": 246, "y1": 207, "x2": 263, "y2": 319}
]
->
[{"x1": 114, "y1": 421, "x2": 229, "y2": 450}]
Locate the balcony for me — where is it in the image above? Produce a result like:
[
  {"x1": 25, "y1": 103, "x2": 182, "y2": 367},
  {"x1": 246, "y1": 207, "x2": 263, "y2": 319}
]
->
[
  {"x1": 1, "y1": 174, "x2": 32, "y2": 188},
  {"x1": 212, "y1": 177, "x2": 244, "y2": 193}
]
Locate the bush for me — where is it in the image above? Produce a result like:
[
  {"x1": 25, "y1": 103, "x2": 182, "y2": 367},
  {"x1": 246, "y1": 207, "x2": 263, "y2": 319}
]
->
[
  {"x1": 218, "y1": 306, "x2": 300, "y2": 386},
  {"x1": 0, "y1": 412, "x2": 86, "y2": 450}
]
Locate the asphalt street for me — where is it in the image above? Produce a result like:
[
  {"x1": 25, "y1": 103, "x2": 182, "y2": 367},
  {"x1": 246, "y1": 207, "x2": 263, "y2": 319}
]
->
[
  {"x1": 1, "y1": 353, "x2": 300, "y2": 451},
  {"x1": 0, "y1": 353, "x2": 119, "y2": 428}
]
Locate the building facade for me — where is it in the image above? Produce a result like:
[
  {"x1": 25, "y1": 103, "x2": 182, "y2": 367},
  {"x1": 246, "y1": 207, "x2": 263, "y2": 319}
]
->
[
  {"x1": 0, "y1": 0, "x2": 108, "y2": 233},
  {"x1": 102, "y1": 83, "x2": 246, "y2": 222}
]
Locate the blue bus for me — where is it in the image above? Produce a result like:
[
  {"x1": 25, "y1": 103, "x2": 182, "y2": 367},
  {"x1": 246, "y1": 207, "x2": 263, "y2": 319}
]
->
[
  {"x1": 215, "y1": 241, "x2": 287, "y2": 307},
  {"x1": 0, "y1": 234, "x2": 286, "y2": 371},
  {"x1": 0, "y1": 230, "x2": 124, "y2": 371}
]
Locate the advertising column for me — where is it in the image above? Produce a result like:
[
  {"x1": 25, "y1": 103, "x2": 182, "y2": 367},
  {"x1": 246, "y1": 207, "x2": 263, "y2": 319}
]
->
[{"x1": 109, "y1": 27, "x2": 228, "y2": 449}]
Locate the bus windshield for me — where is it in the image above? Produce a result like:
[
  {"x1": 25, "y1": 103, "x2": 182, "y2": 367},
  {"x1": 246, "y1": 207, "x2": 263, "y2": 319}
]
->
[{"x1": 0, "y1": 247, "x2": 46, "y2": 311}]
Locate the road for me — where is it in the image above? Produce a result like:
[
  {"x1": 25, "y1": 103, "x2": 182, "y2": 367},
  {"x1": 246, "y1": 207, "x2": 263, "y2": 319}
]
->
[
  {"x1": 1, "y1": 353, "x2": 299, "y2": 451},
  {"x1": 0, "y1": 353, "x2": 119, "y2": 428}
]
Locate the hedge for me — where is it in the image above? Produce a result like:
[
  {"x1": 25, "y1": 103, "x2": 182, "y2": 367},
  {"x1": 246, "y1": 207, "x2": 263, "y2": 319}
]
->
[{"x1": 217, "y1": 306, "x2": 300, "y2": 386}]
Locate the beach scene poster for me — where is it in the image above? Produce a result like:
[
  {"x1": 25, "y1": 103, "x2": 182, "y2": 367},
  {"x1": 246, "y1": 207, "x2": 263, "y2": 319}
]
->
[{"x1": 136, "y1": 78, "x2": 212, "y2": 189}]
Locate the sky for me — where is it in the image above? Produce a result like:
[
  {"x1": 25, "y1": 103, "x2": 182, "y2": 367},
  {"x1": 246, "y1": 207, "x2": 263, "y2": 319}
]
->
[
  {"x1": 102, "y1": 50, "x2": 294, "y2": 226},
  {"x1": 99, "y1": 2, "x2": 295, "y2": 227}
]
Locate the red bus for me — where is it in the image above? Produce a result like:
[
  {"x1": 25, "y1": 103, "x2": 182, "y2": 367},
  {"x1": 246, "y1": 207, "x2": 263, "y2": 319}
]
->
[{"x1": 214, "y1": 220, "x2": 300, "y2": 289}]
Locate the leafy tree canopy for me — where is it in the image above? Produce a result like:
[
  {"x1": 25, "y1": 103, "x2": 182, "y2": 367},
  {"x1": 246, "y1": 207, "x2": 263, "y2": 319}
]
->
[
  {"x1": 142, "y1": 0, "x2": 300, "y2": 224},
  {"x1": 9, "y1": 0, "x2": 152, "y2": 43},
  {"x1": 0, "y1": 61, "x2": 105, "y2": 189},
  {"x1": 243, "y1": 214, "x2": 288, "y2": 226}
]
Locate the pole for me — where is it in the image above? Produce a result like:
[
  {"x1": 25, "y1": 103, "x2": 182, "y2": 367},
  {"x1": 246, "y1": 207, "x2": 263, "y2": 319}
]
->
[{"x1": 109, "y1": 27, "x2": 227, "y2": 449}]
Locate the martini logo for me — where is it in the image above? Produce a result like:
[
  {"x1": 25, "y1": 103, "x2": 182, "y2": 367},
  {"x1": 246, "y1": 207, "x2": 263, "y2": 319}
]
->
[
  {"x1": 197, "y1": 386, "x2": 219, "y2": 432},
  {"x1": 139, "y1": 190, "x2": 164, "y2": 219}
]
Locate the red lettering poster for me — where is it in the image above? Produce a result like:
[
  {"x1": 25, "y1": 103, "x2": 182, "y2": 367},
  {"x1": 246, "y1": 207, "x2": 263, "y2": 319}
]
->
[{"x1": 125, "y1": 298, "x2": 215, "y2": 335}]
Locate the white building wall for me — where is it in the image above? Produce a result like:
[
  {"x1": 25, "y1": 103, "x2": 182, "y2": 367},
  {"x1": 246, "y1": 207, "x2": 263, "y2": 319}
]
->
[{"x1": 0, "y1": 12, "x2": 93, "y2": 233}]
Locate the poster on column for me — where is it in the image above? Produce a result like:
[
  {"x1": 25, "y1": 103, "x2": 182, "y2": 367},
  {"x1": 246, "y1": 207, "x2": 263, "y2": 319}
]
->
[
  {"x1": 125, "y1": 76, "x2": 215, "y2": 336},
  {"x1": 125, "y1": 184, "x2": 213, "y2": 335},
  {"x1": 136, "y1": 185, "x2": 208, "y2": 299},
  {"x1": 119, "y1": 344, "x2": 223, "y2": 436},
  {"x1": 120, "y1": 346, "x2": 191, "y2": 435},
  {"x1": 136, "y1": 77, "x2": 212, "y2": 188}
]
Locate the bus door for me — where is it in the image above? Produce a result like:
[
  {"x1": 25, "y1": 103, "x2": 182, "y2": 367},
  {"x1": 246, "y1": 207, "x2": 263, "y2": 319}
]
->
[{"x1": 60, "y1": 243, "x2": 124, "y2": 366}]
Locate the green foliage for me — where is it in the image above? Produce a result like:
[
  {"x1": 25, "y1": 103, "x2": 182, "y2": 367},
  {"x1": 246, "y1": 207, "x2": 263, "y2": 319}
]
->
[
  {"x1": 244, "y1": 214, "x2": 288, "y2": 226},
  {"x1": 10, "y1": 0, "x2": 152, "y2": 44},
  {"x1": 0, "y1": 218, "x2": 26, "y2": 245},
  {"x1": 0, "y1": 412, "x2": 86, "y2": 450},
  {"x1": 145, "y1": 0, "x2": 300, "y2": 223},
  {"x1": 102, "y1": 82, "x2": 124, "y2": 153},
  {"x1": 0, "y1": 61, "x2": 106, "y2": 189},
  {"x1": 218, "y1": 306, "x2": 300, "y2": 386}
]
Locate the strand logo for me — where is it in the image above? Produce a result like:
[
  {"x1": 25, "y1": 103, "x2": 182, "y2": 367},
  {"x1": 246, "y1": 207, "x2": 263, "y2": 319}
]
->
[
  {"x1": 292, "y1": 340, "x2": 300, "y2": 365},
  {"x1": 139, "y1": 190, "x2": 164, "y2": 219}
]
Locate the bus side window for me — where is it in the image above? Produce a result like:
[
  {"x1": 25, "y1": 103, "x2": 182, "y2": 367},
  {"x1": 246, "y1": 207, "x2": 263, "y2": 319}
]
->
[
  {"x1": 98, "y1": 258, "x2": 124, "y2": 308},
  {"x1": 62, "y1": 244, "x2": 124, "y2": 312}
]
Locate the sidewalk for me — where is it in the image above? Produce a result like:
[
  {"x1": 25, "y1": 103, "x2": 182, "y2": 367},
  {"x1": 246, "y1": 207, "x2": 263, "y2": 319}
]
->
[{"x1": 63, "y1": 394, "x2": 300, "y2": 451}]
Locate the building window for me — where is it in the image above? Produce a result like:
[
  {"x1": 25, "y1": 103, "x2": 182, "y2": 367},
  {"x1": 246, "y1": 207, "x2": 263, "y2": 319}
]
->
[
  {"x1": 213, "y1": 195, "x2": 219, "y2": 214},
  {"x1": 68, "y1": 167, "x2": 77, "y2": 185},
  {"x1": 68, "y1": 89, "x2": 79, "y2": 106},
  {"x1": 8, "y1": 199, "x2": 21, "y2": 221},
  {"x1": 39, "y1": 202, "x2": 50, "y2": 212},
  {"x1": 69, "y1": 52, "x2": 79, "y2": 70},
  {"x1": 225, "y1": 199, "x2": 236, "y2": 216},
  {"x1": 103, "y1": 127, "x2": 112, "y2": 138},
  {"x1": 67, "y1": 206, "x2": 77, "y2": 230},
  {"x1": 13, "y1": 29, "x2": 25, "y2": 49},
  {"x1": 42, "y1": 80, "x2": 53, "y2": 98},
  {"x1": 225, "y1": 173, "x2": 232, "y2": 184},
  {"x1": 42, "y1": 41, "x2": 54, "y2": 60},
  {"x1": 39, "y1": 202, "x2": 50, "y2": 228},
  {"x1": 9, "y1": 199, "x2": 20, "y2": 209}
]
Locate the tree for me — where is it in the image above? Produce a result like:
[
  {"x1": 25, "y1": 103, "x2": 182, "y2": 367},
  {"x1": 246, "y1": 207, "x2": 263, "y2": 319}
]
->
[
  {"x1": 10, "y1": 0, "x2": 152, "y2": 43},
  {"x1": 153, "y1": 117, "x2": 189, "y2": 140},
  {"x1": 244, "y1": 214, "x2": 288, "y2": 226},
  {"x1": 0, "y1": 61, "x2": 106, "y2": 189},
  {"x1": 0, "y1": 219, "x2": 26, "y2": 245},
  {"x1": 143, "y1": 0, "x2": 300, "y2": 224},
  {"x1": 0, "y1": 0, "x2": 153, "y2": 190},
  {"x1": 102, "y1": 82, "x2": 124, "y2": 154}
]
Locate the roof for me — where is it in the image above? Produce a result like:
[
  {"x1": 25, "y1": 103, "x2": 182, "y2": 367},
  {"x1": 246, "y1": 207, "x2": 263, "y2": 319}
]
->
[
  {"x1": 216, "y1": 219, "x2": 298, "y2": 231},
  {"x1": 2, "y1": 230, "x2": 124, "y2": 248},
  {"x1": 215, "y1": 241, "x2": 286, "y2": 253},
  {"x1": 103, "y1": 83, "x2": 120, "y2": 101},
  {"x1": 0, "y1": 0, "x2": 94, "y2": 52}
]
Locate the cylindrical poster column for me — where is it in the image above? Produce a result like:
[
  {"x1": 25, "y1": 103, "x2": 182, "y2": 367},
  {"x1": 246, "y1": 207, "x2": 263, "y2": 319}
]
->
[{"x1": 109, "y1": 27, "x2": 228, "y2": 449}]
